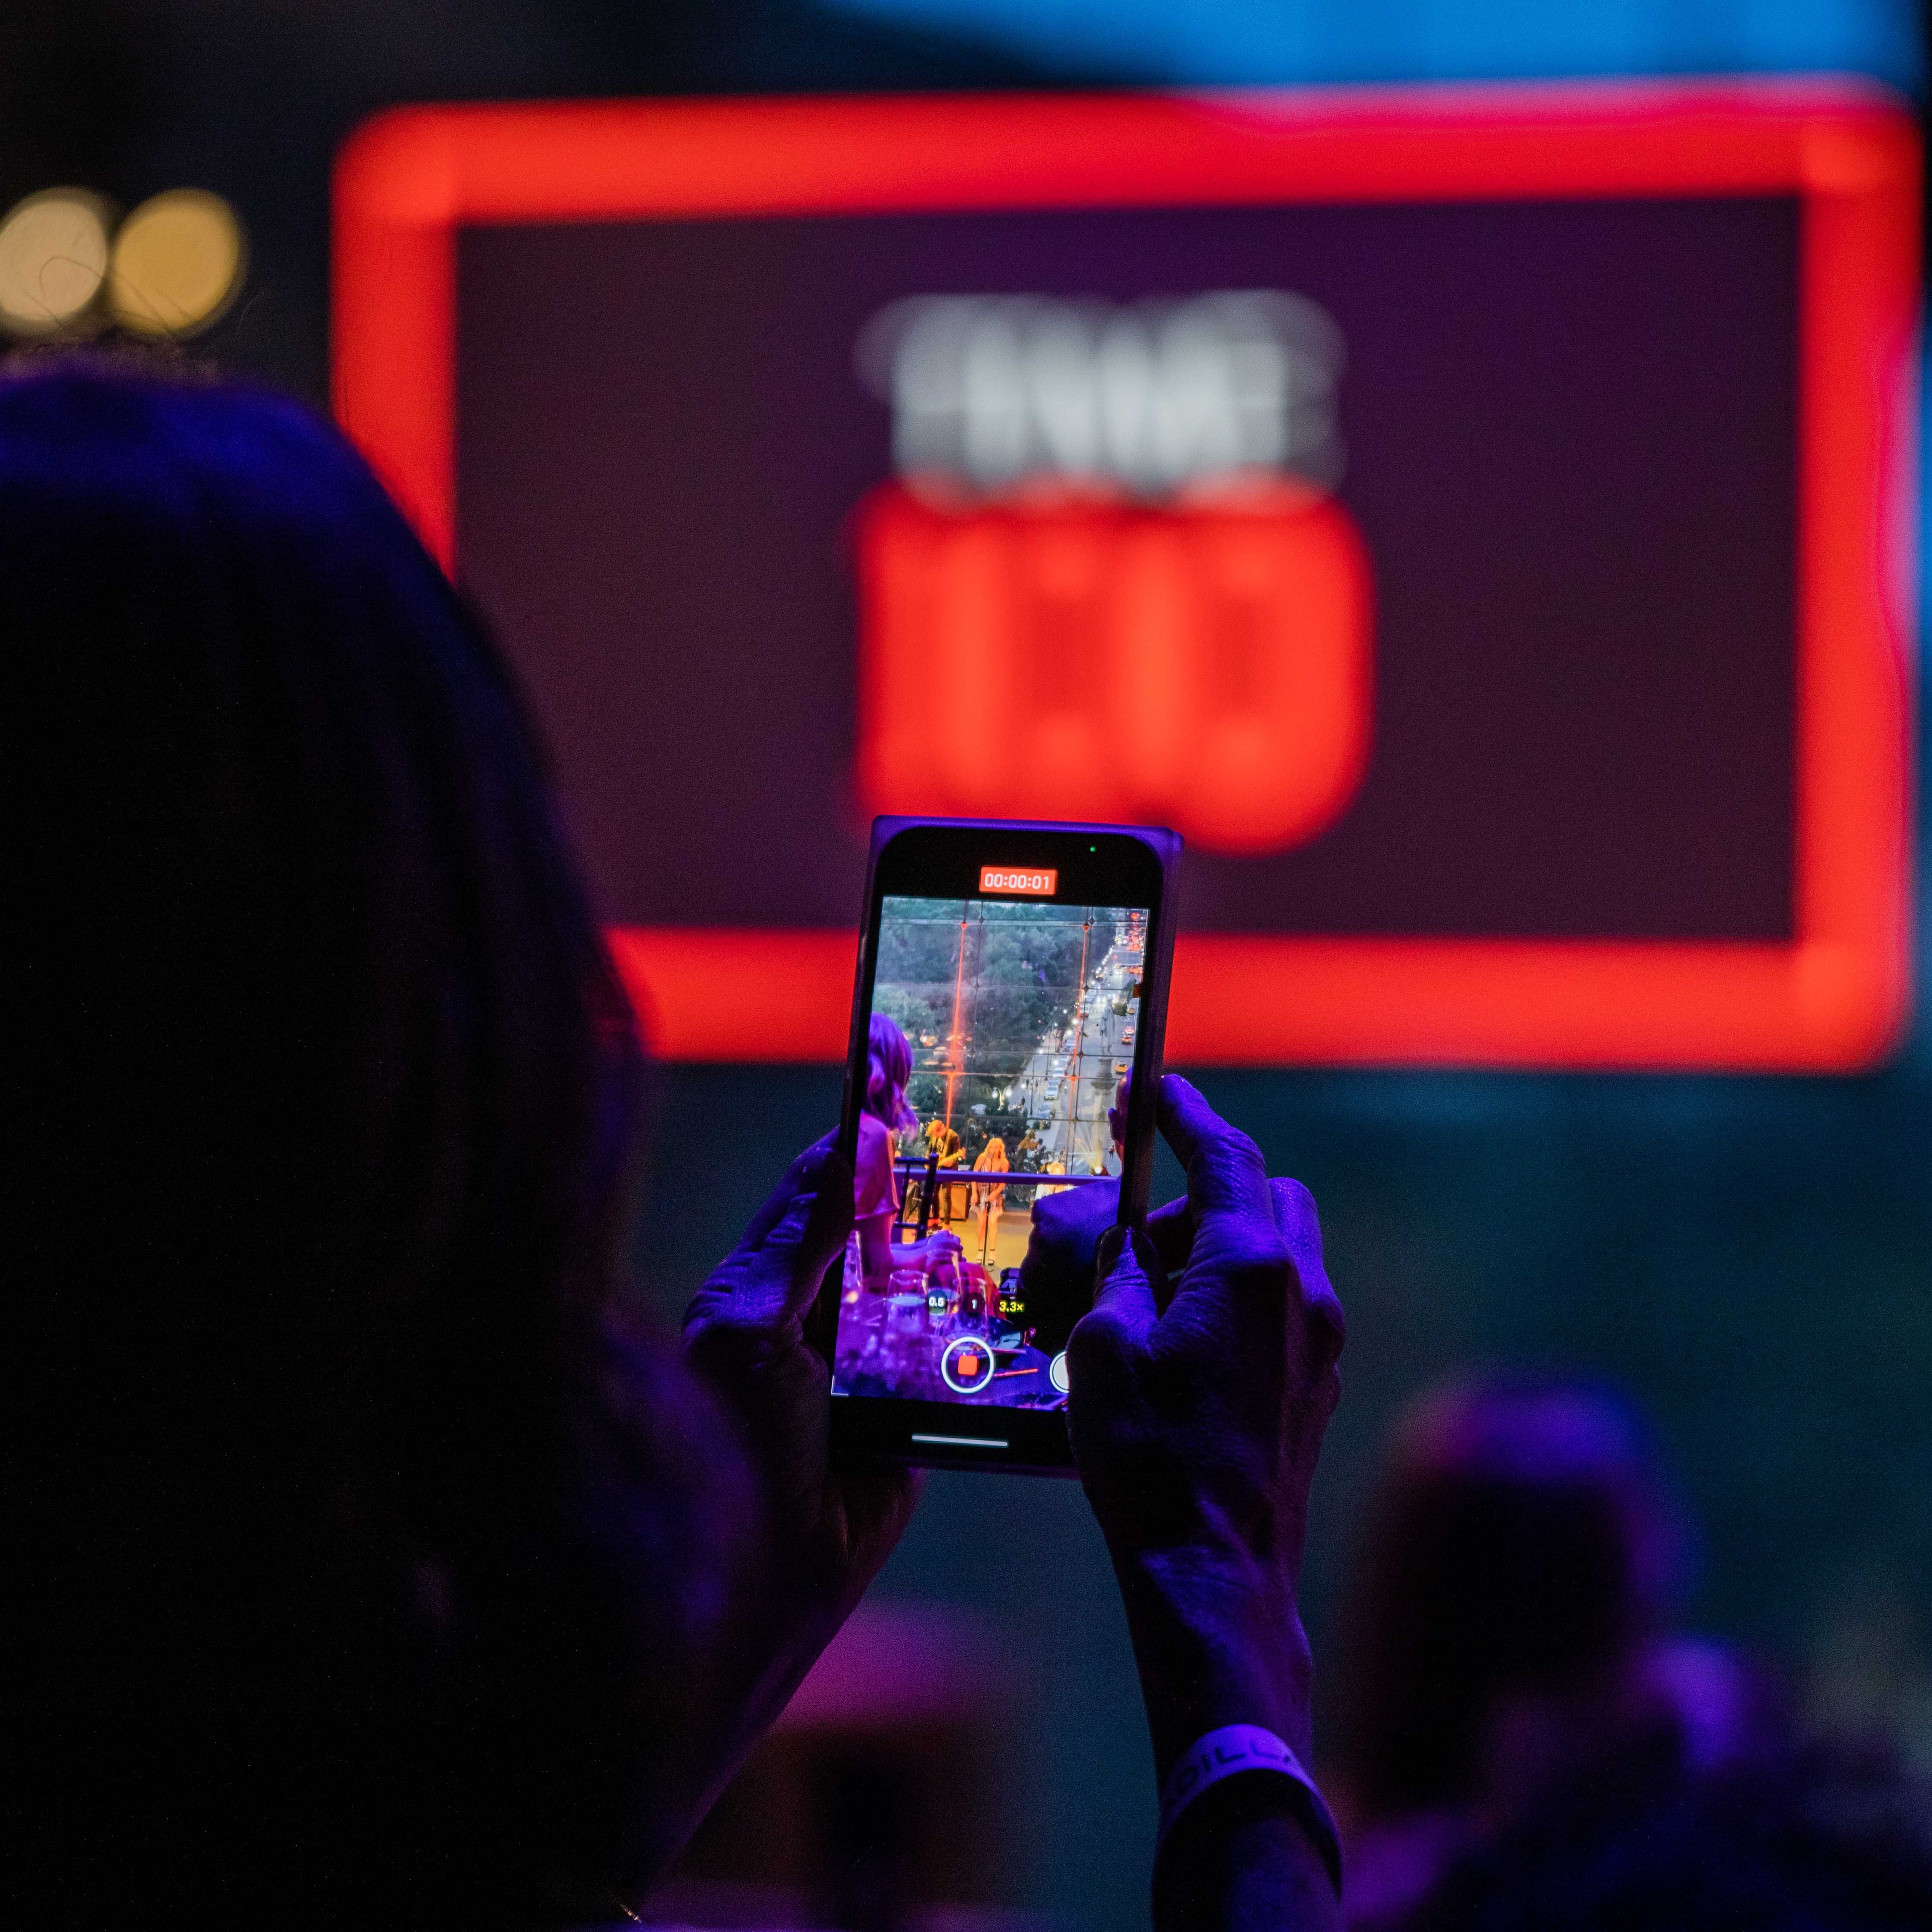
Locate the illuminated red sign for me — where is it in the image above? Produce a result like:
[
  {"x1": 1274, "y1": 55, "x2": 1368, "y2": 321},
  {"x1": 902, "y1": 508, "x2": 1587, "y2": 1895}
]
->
[
  {"x1": 334, "y1": 84, "x2": 1918, "y2": 1070},
  {"x1": 979, "y1": 865, "x2": 1059, "y2": 897},
  {"x1": 861, "y1": 482, "x2": 1371, "y2": 853}
]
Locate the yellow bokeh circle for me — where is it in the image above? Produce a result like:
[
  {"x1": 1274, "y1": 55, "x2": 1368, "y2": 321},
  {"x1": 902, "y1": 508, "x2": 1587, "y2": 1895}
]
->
[
  {"x1": 0, "y1": 189, "x2": 113, "y2": 338},
  {"x1": 108, "y1": 189, "x2": 247, "y2": 339}
]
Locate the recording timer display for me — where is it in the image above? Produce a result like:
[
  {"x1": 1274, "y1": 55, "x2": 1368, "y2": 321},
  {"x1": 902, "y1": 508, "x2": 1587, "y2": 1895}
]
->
[{"x1": 979, "y1": 866, "x2": 1058, "y2": 897}]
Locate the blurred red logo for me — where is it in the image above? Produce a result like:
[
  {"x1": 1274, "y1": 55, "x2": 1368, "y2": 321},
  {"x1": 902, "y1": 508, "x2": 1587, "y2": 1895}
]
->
[{"x1": 854, "y1": 480, "x2": 1373, "y2": 855}]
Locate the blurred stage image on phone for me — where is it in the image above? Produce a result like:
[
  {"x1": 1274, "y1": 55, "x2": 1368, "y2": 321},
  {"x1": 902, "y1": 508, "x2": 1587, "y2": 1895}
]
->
[{"x1": 834, "y1": 893, "x2": 1147, "y2": 1408}]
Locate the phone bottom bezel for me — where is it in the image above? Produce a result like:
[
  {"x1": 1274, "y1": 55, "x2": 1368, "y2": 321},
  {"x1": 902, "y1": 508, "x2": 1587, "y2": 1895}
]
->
[{"x1": 830, "y1": 1390, "x2": 1080, "y2": 1476}]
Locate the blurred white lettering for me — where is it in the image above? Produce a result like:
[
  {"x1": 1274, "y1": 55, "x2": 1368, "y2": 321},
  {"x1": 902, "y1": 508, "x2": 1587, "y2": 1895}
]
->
[{"x1": 857, "y1": 291, "x2": 1343, "y2": 497}]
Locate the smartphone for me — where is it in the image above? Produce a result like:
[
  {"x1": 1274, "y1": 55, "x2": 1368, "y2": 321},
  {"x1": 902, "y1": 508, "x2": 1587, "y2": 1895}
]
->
[{"x1": 818, "y1": 817, "x2": 1181, "y2": 1475}]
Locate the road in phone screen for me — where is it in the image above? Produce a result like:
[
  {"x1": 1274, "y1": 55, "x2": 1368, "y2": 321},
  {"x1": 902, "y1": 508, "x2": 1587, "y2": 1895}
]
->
[{"x1": 836, "y1": 893, "x2": 1148, "y2": 1408}]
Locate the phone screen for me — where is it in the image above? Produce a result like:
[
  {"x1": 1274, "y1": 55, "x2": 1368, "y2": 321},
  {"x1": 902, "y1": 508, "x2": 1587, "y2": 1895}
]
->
[
  {"x1": 836, "y1": 889, "x2": 1152, "y2": 1419},
  {"x1": 825, "y1": 821, "x2": 1176, "y2": 1471}
]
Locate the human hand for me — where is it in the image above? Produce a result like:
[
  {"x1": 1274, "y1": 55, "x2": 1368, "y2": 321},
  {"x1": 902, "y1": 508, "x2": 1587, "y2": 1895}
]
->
[
  {"x1": 683, "y1": 1138, "x2": 920, "y2": 1714},
  {"x1": 1017, "y1": 1178, "x2": 1194, "y2": 1354},
  {"x1": 1066, "y1": 1076, "x2": 1344, "y2": 1772},
  {"x1": 913, "y1": 1228, "x2": 963, "y2": 1272}
]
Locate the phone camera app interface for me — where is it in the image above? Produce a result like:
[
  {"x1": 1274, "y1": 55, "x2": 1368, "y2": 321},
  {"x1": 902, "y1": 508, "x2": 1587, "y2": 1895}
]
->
[{"x1": 836, "y1": 890, "x2": 1148, "y2": 1409}]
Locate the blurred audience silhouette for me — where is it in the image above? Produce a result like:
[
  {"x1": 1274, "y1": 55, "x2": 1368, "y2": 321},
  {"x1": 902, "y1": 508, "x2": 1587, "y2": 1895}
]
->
[{"x1": 1335, "y1": 1378, "x2": 1932, "y2": 1929}]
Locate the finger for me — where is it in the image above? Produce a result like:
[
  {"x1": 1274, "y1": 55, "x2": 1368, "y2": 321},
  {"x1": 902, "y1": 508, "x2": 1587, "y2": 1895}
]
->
[
  {"x1": 1269, "y1": 1176, "x2": 1346, "y2": 1366},
  {"x1": 759, "y1": 1146, "x2": 856, "y2": 1320},
  {"x1": 1267, "y1": 1177, "x2": 1327, "y2": 1287},
  {"x1": 1087, "y1": 1224, "x2": 1162, "y2": 1341},
  {"x1": 1156, "y1": 1075, "x2": 1275, "y2": 1236},
  {"x1": 734, "y1": 1131, "x2": 842, "y2": 1254},
  {"x1": 833, "y1": 1465, "x2": 925, "y2": 1594},
  {"x1": 1145, "y1": 1193, "x2": 1193, "y2": 1274}
]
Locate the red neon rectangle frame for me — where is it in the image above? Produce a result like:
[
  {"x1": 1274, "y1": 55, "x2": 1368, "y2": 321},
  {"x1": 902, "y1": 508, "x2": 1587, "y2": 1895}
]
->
[{"x1": 334, "y1": 81, "x2": 1919, "y2": 1069}]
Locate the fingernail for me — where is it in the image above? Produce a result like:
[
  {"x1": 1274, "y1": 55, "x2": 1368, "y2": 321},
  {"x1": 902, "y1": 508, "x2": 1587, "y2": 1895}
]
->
[{"x1": 1096, "y1": 1225, "x2": 1126, "y2": 1271}]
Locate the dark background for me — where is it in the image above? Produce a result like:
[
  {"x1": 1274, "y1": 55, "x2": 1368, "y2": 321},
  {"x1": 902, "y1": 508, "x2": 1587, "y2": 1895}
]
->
[
  {"x1": 6, "y1": 3, "x2": 1926, "y2": 1927},
  {"x1": 460, "y1": 195, "x2": 1798, "y2": 939}
]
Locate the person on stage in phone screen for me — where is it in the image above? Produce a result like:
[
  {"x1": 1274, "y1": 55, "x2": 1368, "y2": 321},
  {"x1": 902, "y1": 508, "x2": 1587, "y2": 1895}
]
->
[
  {"x1": 854, "y1": 1013, "x2": 961, "y2": 1295},
  {"x1": 921, "y1": 1113, "x2": 965, "y2": 1223},
  {"x1": 971, "y1": 1135, "x2": 1009, "y2": 1263}
]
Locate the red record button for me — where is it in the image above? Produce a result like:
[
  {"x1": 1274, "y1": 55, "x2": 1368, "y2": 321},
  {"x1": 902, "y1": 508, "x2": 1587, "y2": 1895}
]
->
[{"x1": 940, "y1": 1334, "x2": 999, "y2": 1395}]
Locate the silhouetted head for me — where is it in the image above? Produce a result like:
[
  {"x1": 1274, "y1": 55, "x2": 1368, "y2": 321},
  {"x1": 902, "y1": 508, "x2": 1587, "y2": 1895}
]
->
[
  {"x1": 12, "y1": 361, "x2": 746, "y2": 1924},
  {"x1": 1108, "y1": 1071, "x2": 1131, "y2": 1155},
  {"x1": 1411, "y1": 1739, "x2": 1932, "y2": 1932},
  {"x1": 1337, "y1": 1377, "x2": 1680, "y2": 1821}
]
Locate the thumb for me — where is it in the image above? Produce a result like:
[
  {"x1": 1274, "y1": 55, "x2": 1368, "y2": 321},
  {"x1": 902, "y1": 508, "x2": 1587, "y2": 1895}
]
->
[
  {"x1": 1089, "y1": 1224, "x2": 1161, "y2": 1342},
  {"x1": 763, "y1": 1142, "x2": 856, "y2": 1321},
  {"x1": 735, "y1": 1131, "x2": 840, "y2": 1253}
]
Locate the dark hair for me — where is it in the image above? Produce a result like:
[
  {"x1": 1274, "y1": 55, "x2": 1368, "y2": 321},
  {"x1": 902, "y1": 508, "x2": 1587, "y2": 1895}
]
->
[
  {"x1": 1335, "y1": 1377, "x2": 1675, "y2": 1817},
  {"x1": 865, "y1": 1009, "x2": 914, "y2": 1129},
  {"x1": 1411, "y1": 1739, "x2": 1932, "y2": 1932},
  {"x1": 13, "y1": 364, "x2": 737, "y2": 1924}
]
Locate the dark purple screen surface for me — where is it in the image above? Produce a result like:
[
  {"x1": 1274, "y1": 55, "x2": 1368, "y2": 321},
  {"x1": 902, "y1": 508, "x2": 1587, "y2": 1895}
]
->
[{"x1": 455, "y1": 196, "x2": 1798, "y2": 939}]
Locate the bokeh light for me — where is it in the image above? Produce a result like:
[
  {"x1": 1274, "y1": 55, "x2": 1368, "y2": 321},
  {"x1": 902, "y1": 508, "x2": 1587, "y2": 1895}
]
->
[
  {"x1": 0, "y1": 189, "x2": 112, "y2": 339},
  {"x1": 108, "y1": 189, "x2": 246, "y2": 338}
]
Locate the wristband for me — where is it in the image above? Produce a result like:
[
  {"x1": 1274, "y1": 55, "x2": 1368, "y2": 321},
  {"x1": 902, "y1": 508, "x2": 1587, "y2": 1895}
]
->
[{"x1": 1156, "y1": 1725, "x2": 1344, "y2": 1898}]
